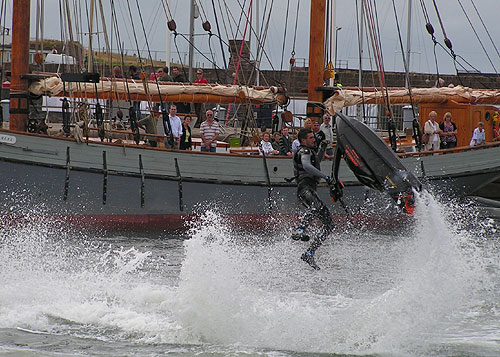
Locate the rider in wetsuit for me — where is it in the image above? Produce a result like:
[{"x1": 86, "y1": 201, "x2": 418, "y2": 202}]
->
[{"x1": 291, "y1": 128, "x2": 336, "y2": 270}]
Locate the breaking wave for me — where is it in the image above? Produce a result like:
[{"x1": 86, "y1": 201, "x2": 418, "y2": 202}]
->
[{"x1": 0, "y1": 193, "x2": 499, "y2": 356}]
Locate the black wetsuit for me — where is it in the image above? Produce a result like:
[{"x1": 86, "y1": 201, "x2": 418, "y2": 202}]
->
[{"x1": 293, "y1": 145, "x2": 334, "y2": 256}]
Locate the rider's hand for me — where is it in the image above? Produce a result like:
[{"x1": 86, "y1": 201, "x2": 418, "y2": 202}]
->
[{"x1": 328, "y1": 178, "x2": 344, "y2": 202}]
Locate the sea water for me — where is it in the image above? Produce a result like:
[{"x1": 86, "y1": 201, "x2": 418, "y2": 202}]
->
[{"x1": 0, "y1": 192, "x2": 499, "y2": 356}]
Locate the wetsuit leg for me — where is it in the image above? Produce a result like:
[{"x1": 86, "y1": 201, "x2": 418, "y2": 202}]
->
[
  {"x1": 297, "y1": 187, "x2": 334, "y2": 253},
  {"x1": 307, "y1": 203, "x2": 334, "y2": 254},
  {"x1": 296, "y1": 188, "x2": 319, "y2": 230}
]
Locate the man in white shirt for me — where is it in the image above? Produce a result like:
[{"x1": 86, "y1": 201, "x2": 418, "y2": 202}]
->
[
  {"x1": 200, "y1": 110, "x2": 220, "y2": 152},
  {"x1": 470, "y1": 122, "x2": 486, "y2": 146},
  {"x1": 320, "y1": 113, "x2": 334, "y2": 157},
  {"x1": 162, "y1": 104, "x2": 183, "y2": 149},
  {"x1": 259, "y1": 132, "x2": 279, "y2": 155}
]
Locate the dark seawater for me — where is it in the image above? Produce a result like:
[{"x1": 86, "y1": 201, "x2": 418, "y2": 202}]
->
[{"x1": 1, "y1": 192, "x2": 500, "y2": 356}]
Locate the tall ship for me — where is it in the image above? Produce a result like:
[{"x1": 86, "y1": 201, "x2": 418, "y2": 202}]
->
[{"x1": 2, "y1": 0, "x2": 500, "y2": 231}]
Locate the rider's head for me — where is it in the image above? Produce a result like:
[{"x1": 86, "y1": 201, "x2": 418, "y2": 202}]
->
[{"x1": 298, "y1": 128, "x2": 315, "y2": 148}]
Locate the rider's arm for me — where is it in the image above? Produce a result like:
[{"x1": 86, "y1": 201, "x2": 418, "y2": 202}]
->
[{"x1": 301, "y1": 152, "x2": 327, "y2": 179}]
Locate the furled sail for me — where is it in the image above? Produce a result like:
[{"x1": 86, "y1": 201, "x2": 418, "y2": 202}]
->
[
  {"x1": 325, "y1": 85, "x2": 500, "y2": 112},
  {"x1": 29, "y1": 76, "x2": 285, "y2": 105}
]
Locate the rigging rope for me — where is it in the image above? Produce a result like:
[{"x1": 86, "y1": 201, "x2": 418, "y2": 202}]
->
[
  {"x1": 418, "y1": 0, "x2": 441, "y2": 87},
  {"x1": 176, "y1": 33, "x2": 225, "y2": 72},
  {"x1": 419, "y1": 0, "x2": 487, "y2": 86},
  {"x1": 255, "y1": 0, "x2": 274, "y2": 86},
  {"x1": 141, "y1": 2, "x2": 162, "y2": 54},
  {"x1": 236, "y1": 0, "x2": 248, "y2": 35},
  {"x1": 430, "y1": 0, "x2": 465, "y2": 84},
  {"x1": 457, "y1": 0, "x2": 498, "y2": 75},
  {"x1": 0, "y1": 0, "x2": 8, "y2": 81},
  {"x1": 279, "y1": 0, "x2": 291, "y2": 83},
  {"x1": 231, "y1": 0, "x2": 260, "y2": 85},
  {"x1": 425, "y1": 0, "x2": 487, "y2": 87},
  {"x1": 207, "y1": 1, "x2": 276, "y2": 86},
  {"x1": 159, "y1": 0, "x2": 173, "y2": 20},
  {"x1": 355, "y1": 0, "x2": 366, "y2": 121},
  {"x1": 325, "y1": 0, "x2": 330, "y2": 67},
  {"x1": 243, "y1": 0, "x2": 275, "y2": 86},
  {"x1": 364, "y1": 0, "x2": 395, "y2": 149},
  {"x1": 224, "y1": 0, "x2": 253, "y2": 125},
  {"x1": 134, "y1": 0, "x2": 176, "y2": 144},
  {"x1": 391, "y1": 0, "x2": 416, "y2": 115},
  {"x1": 211, "y1": 0, "x2": 229, "y2": 82},
  {"x1": 232, "y1": 0, "x2": 279, "y2": 74},
  {"x1": 469, "y1": 0, "x2": 500, "y2": 64},
  {"x1": 196, "y1": 0, "x2": 209, "y2": 23},
  {"x1": 290, "y1": 0, "x2": 300, "y2": 62},
  {"x1": 124, "y1": 0, "x2": 145, "y2": 68},
  {"x1": 110, "y1": 1, "x2": 136, "y2": 122},
  {"x1": 391, "y1": 0, "x2": 422, "y2": 150}
]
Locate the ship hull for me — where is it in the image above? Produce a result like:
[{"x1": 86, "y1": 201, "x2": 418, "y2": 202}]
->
[{"x1": 2, "y1": 130, "x2": 500, "y2": 231}]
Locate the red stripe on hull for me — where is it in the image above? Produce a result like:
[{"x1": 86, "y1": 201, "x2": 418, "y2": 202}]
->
[{"x1": 1, "y1": 213, "x2": 413, "y2": 233}]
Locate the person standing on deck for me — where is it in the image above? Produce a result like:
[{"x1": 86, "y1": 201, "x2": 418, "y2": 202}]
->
[
  {"x1": 162, "y1": 104, "x2": 182, "y2": 149},
  {"x1": 439, "y1": 112, "x2": 458, "y2": 149},
  {"x1": 259, "y1": 132, "x2": 279, "y2": 155},
  {"x1": 171, "y1": 67, "x2": 189, "y2": 114},
  {"x1": 320, "y1": 113, "x2": 334, "y2": 157},
  {"x1": 113, "y1": 66, "x2": 123, "y2": 78},
  {"x1": 312, "y1": 120, "x2": 326, "y2": 151},
  {"x1": 200, "y1": 110, "x2": 219, "y2": 152},
  {"x1": 470, "y1": 122, "x2": 486, "y2": 146},
  {"x1": 128, "y1": 65, "x2": 142, "y2": 121},
  {"x1": 292, "y1": 118, "x2": 313, "y2": 155},
  {"x1": 172, "y1": 67, "x2": 185, "y2": 83},
  {"x1": 158, "y1": 66, "x2": 172, "y2": 82},
  {"x1": 424, "y1": 111, "x2": 442, "y2": 151},
  {"x1": 279, "y1": 126, "x2": 292, "y2": 156},
  {"x1": 180, "y1": 115, "x2": 193, "y2": 150},
  {"x1": 291, "y1": 128, "x2": 333, "y2": 270}
]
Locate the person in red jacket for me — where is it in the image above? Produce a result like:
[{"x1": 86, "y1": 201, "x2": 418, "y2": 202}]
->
[{"x1": 194, "y1": 69, "x2": 208, "y2": 84}]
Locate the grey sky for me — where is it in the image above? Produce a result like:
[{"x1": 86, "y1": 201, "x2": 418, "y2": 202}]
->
[{"x1": 13, "y1": 0, "x2": 500, "y2": 76}]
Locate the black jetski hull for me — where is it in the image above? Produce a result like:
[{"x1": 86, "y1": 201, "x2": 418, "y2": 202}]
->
[{"x1": 335, "y1": 113, "x2": 421, "y2": 211}]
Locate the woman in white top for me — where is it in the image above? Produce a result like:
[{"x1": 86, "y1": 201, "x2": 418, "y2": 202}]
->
[
  {"x1": 470, "y1": 122, "x2": 486, "y2": 146},
  {"x1": 424, "y1": 111, "x2": 442, "y2": 151},
  {"x1": 259, "y1": 132, "x2": 279, "y2": 155}
]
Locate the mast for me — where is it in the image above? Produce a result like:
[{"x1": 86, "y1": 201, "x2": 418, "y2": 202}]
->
[
  {"x1": 88, "y1": 0, "x2": 95, "y2": 73},
  {"x1": 357, "y1": 0, "x2": 364, "y2": 120},
  {"x1": 255, "y1": 0, "x2": 260, "y2": 86},
  {"x1": 188, "y1": 0, "x2": 195, "y2": 82},
  {"x1": 165, "y1": 0, "x2": 171, "y2": 67},
  {"x1": 9, "y1": 0, "x2": 31, "y2": 132},
  {"x1": 307, "y1": 0, "x2": 326, "y2": 119},
  {"x1": 405, "y1": 0, "x2": 412, "y2": 88},
  {"x1": 327, "y1": 0, "x2": 337, "y2": 87},
  {"x1": 329, "y1": 0, "x2": 336, "y2": 87}
]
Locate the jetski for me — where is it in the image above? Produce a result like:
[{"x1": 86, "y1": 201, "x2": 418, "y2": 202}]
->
[{"x1": 331, "y1": 112, "x2": 422, "y2": 213}]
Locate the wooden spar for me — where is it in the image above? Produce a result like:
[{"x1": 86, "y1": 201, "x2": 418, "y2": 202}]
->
[
  {"x1": 307, "y1": 0, "x2": 326, "y2": 119},
  {"x1": 29, "y1": 73, "x2": 287, "y2": 104},
  {"x1": 29, "y1": 76, "x2": 286, "y2": 104},
  {"x1": 46, "y1": 91, "x2": 286, "y2": 105},
  {"x1": 325, "y1": 87, "x2": 500, "y2": 111},
  {"x1": 9, "y1": 0, "x2": 31, "y2": 132}
]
